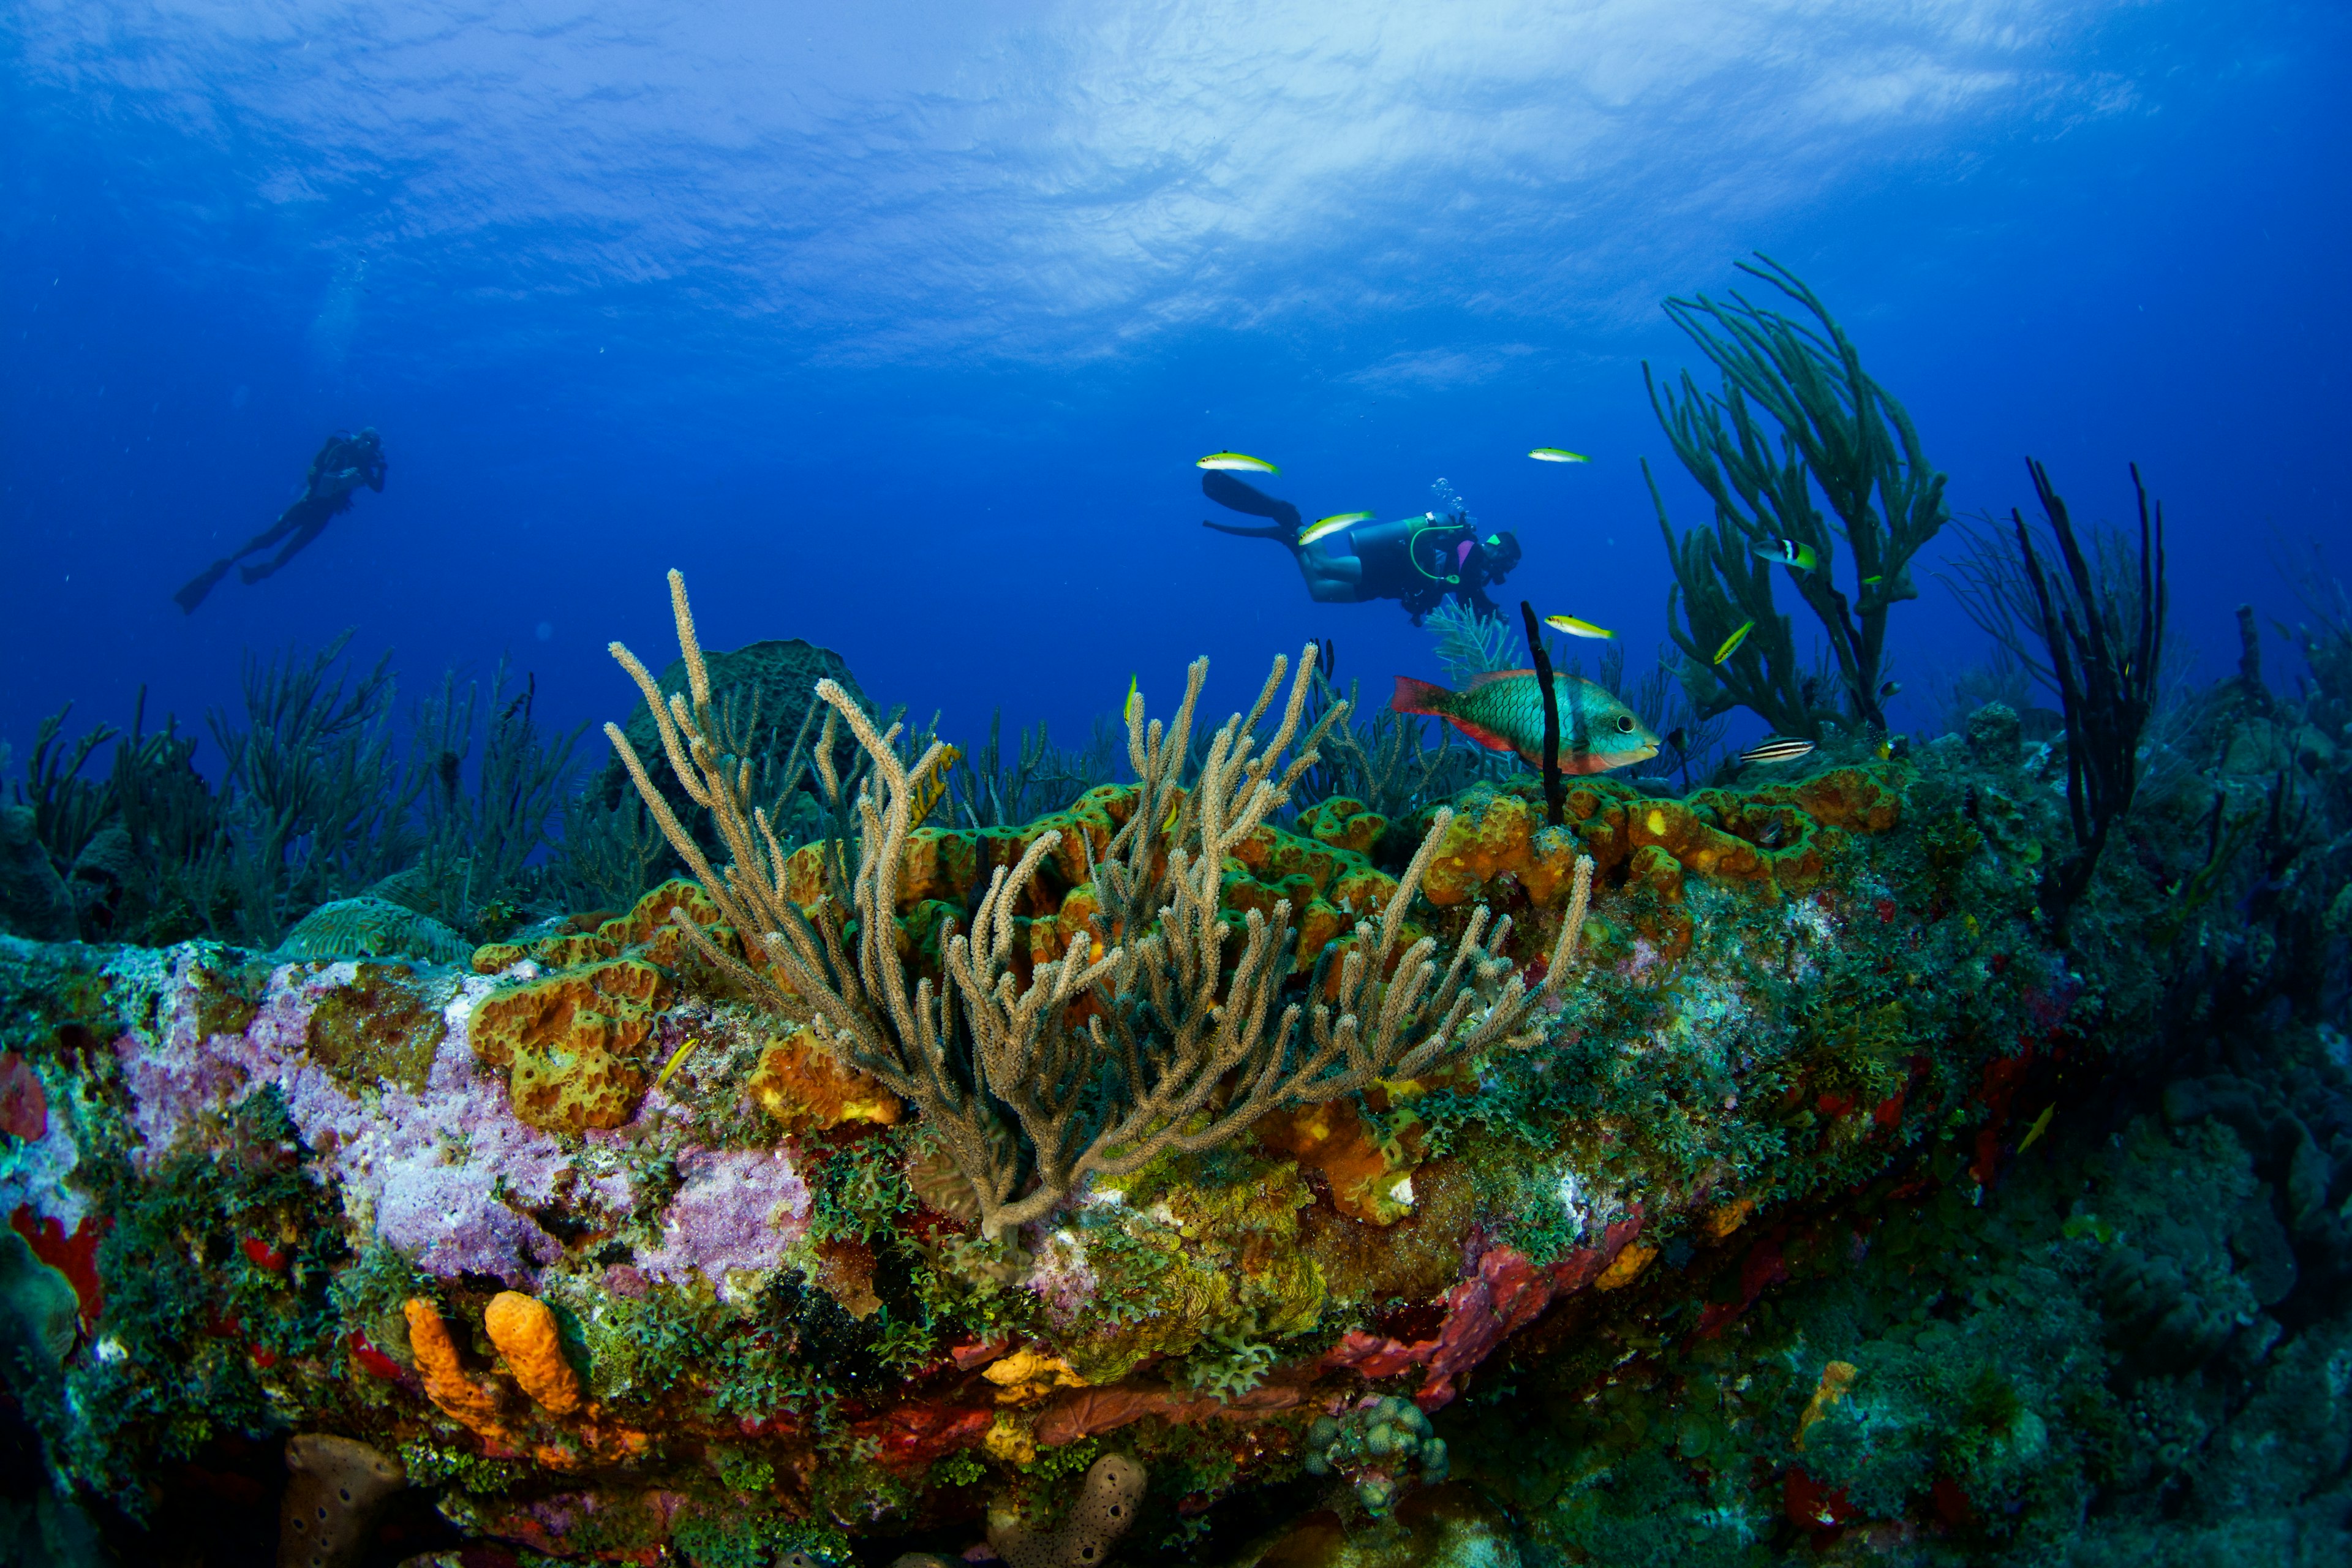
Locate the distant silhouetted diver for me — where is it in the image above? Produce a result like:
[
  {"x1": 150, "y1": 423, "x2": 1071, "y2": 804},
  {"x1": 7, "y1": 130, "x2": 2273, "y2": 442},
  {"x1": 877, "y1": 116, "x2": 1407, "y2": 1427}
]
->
[
  {"x1": 1199, "y1": 471, "x2": 1521, "y2": 624},
  {"x1": 174, "y1": 428, "x2": 386, "y2": 613}
]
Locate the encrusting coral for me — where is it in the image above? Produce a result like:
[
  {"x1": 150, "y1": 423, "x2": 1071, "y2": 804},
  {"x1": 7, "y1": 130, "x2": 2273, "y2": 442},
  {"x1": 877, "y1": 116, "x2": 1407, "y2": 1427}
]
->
[{"x1": 604, "y1": 570, "x2": 1596, "y2": 1238}]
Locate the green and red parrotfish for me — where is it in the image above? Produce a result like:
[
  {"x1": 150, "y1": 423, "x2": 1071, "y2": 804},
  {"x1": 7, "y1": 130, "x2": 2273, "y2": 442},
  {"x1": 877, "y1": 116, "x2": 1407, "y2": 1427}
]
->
[{"x1": 1392, "y1": 671, "x2": 1659, "y2": 773}]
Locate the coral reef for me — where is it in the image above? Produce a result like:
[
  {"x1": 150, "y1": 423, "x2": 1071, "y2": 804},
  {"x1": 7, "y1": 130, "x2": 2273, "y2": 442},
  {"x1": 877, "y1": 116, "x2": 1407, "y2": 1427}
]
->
[
  {"x1": 606, "y1": 572, "x2": 1589, "y2": 1238},
  {"x1": 3, "y1": 533, "x2": 2349, "y2": 1567}
]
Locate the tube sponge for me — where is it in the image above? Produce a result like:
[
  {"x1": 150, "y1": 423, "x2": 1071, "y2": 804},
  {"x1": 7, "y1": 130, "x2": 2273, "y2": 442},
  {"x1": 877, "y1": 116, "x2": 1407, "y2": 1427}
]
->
[
  {"x1": 277, "y1": 1434, "x2": 404, "y2": 1568},
  {"x1": 989, "y1": 1453, "x2": 1145, "y2": 1568},
  {"x1": 484, "y1": 1290, "x2": 584, "y2": 1414},
  {"x1": 402, "y1": 1298, "x2": 509, "y2": 1441}
]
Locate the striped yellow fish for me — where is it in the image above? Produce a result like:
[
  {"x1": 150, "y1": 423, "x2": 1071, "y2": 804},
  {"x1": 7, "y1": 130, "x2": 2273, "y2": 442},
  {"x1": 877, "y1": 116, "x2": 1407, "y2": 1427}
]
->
[{"x1": 1713, "y1": 619, "x2": 1755, "y2": 665}]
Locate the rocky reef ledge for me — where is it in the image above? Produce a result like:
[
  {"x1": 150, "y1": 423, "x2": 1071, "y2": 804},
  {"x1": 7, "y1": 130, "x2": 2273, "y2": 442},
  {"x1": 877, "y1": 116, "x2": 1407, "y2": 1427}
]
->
[{"x1": 0, "y1": 756, "x2": 2103, "y2": 1566}]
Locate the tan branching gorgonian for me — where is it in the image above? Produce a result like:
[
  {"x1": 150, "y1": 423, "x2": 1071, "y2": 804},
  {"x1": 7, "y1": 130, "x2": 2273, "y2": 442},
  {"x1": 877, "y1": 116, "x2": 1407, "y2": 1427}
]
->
[{"x1": 606, "y1": 571, "x2": 1596, "y2": 1238}]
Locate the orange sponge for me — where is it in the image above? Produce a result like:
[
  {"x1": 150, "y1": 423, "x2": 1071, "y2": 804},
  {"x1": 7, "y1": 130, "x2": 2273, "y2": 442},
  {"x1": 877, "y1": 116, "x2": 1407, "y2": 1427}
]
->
[
  {"x1": 402, "y1": 1298, "x2": 510, "y2": 1441},
  {"x1": 484, "y1": 1291, "x2": 584, "y2": 1415}
]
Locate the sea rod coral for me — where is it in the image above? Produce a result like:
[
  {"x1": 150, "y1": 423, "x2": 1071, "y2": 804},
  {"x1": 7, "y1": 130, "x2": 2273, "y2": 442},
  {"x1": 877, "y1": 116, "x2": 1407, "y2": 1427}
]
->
[{"x1": 604, "y1": 570, "x2": 1597, "y2": 1238}]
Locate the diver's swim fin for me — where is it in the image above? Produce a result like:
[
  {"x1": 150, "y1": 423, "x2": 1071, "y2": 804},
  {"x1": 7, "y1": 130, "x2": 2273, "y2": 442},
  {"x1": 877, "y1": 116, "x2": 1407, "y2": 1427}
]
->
[
  {"x1": 1202, "y1": 518, "x2": 1297, "y2": 543},
  {"x1": 1202, "y1": 471, "x2": 1302, "y2": 532},
  {"x1": 172, "y1": 557, "x2": 232, "y2": 614}
]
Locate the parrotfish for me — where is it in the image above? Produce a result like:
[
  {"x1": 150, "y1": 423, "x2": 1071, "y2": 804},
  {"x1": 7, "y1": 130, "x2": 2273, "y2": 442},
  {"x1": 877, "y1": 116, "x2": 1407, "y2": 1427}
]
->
[
  {"x1": 1528, "y1": 448, "x2": 1588, "y2": 463},
  {"x1": 1713, "y1": 619, "x2": 1755, "y2": 665},
  {"x1": 1392, "y1": 671, "x2": 1658, "y2": 773},
  {"x1": 1197, "y1": 451, "x2": 1279, "y2": 475}
]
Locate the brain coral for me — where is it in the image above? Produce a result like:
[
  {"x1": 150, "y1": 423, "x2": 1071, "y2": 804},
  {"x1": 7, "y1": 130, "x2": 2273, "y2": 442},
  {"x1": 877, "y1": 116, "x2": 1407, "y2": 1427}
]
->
[{"x1": 280, "y1": 897, "x2": 471, "y2": 965}]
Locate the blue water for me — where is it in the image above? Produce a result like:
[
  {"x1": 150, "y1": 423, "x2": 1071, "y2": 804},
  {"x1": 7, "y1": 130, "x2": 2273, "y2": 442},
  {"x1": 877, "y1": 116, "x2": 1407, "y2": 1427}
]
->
[{"x1": 4, "y1": 1, "x2": 2348, "y2": 766}]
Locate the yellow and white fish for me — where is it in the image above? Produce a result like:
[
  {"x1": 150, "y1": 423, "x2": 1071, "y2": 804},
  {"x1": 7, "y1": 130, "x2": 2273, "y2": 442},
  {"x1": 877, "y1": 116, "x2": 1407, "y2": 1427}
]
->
[
  {"x1": 1544, "y1": 614, "x2": 1614, "y2": 640},
  {"x1": 1298, "y1": 511, "x2": 1375, "y2": 546}
]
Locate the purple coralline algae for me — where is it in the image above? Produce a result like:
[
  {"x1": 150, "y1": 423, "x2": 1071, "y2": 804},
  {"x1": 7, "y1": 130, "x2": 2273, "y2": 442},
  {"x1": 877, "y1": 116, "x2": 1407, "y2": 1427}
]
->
[
  {"x1": 638, "y1": 1145, "x2": 811, "y2": 1299},
  {"x1": 107, "y1": 949, "x2": 636, "y2": 1286}
]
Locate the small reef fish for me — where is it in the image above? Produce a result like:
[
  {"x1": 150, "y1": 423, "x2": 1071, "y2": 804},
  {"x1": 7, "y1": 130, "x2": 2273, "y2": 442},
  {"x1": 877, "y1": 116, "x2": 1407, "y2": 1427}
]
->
[
  {"x1": 1198, "y1": 451, "x2": 1279, "y2": 475},
  {"x1": 653, "y1": 1036, "x2": 699, "y2": 1093},
  {"x1": 1528, "y1": 448, "x2": 1589, "y2": 463},
  {"x1": 908, "y1": 744, "x2": 962, "y2": 827},
  {"x1": 1124, "y1": 675, "x2": 1142, "y2": 726},
  {"x1": 2018, "y1": 1102, "x2": 2056, "y2": 1152},
  {"x1": 1392, "y1": 671, "x2": 1658, "y2": 773},
  {"x1": 1738, "y1": 736, "x2": 1817, "y2": 767},
  {"x1": 1713, "y1": 620, "x2": 1756, "y2": 665},
  {"x1": 1752, "y1": 537, "x2": 1819, "y2": 571},
  {"x1": 1298, "y1": 511, "x2": 1374, "y2": 546},
  {"x1": 1544, "y1": 614, "x2": 1615, "y2": 640},
  {"x1": 1863, "y1": 575, "x2": 1884, "y2": 584}
]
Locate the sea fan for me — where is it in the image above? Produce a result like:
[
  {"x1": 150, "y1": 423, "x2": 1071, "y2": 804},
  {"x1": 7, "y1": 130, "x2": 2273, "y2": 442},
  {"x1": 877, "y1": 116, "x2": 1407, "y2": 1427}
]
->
[{"x1": 1426, "y1": 597, "x2": 1524, "y2": 685}]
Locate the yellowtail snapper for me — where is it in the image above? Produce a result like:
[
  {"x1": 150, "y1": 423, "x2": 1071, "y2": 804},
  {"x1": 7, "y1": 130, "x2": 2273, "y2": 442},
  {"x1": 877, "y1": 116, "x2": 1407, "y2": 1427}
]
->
[
  {"x1": 1544, "y1": 613, "x2": 1614, "y2": 640},
  {"x1": 1738, "y1": 736, "x2": 1817, "y2": 767},
  {"x1": 1298, "y1": 511, "x2": 1374, "y2": 546},
  {"x1": 1392, "y1": 671, "x2": 1657, "y2": 773},
  {"x1": 1713, "y1": 619, "x2": 1755, "y2": 665},
  {"x1": 1752, "y1": 537, "x2": 1819, "y2": 570},
  {"x1": 1197, "y1": 451, "x2": 1279, "y2": 475}
]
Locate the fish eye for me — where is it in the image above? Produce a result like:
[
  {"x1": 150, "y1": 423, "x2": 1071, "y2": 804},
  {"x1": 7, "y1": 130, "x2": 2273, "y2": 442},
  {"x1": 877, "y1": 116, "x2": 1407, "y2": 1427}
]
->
[{"x1": 1616, "y1": 715, "x2": 1635, "y2": 733}]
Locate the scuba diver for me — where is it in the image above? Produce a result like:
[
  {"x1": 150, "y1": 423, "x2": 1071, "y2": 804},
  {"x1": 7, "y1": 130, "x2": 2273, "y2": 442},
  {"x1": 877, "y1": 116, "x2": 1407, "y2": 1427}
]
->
[
  {"x1": 174, "y1": 428, "x2": 386, "y2": 613},
  {"x1": 1199, "y1": 470, "x2": 1521, "y2": 623}
]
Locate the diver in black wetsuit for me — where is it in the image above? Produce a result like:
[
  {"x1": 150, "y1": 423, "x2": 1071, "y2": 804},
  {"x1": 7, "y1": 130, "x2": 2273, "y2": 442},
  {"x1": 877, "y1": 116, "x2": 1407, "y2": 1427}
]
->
[
  {"x1": 1199, "y1": 470, "x2": 1521, "y2": 623},
  {"x1": 174, "y1": 428, "x2": 386, "y2": 613}
]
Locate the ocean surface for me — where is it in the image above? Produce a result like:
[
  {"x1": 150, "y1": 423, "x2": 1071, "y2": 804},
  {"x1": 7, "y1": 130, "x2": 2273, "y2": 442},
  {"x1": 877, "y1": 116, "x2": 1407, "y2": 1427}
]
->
[{"x1": 3, "y1": 1, "x2": 2346, "y2": 763}]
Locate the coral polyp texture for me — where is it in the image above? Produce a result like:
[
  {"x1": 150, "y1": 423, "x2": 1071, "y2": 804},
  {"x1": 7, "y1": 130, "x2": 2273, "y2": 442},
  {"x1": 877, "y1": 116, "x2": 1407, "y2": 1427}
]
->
[{"x1": 8, "y1": 570, "x2": 2343, "y2": 1566}]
